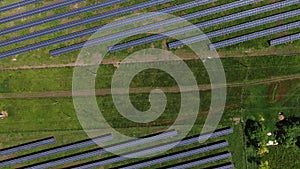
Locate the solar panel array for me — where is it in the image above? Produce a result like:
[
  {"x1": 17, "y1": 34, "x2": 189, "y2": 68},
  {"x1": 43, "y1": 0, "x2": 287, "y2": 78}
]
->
[
  {"x1": 0, "y1": 0, "x2": 170, "y2": 37},
  {"x1": 0, "y1": 0, "x2": 43, "y2": 13},
  {"x1": 168, "y1": 9, "x2": 300, "y2": 48},
  {"x1": 71, "y1": 128, "x2": 233, "y2": 169},
  {"x1": 109, "y1": 0, "x2": 300, "y2": 51},
  {"x1": 0, "y1": 137, "x2": 55, "y2": 156},
  {"x1": 26, "y1": 130, "x2": 177, "y2": 169},
  {"x1": 0, "y1": 0, "x2": 216, "y2": 47},
  {"x1": 270, "y1": 32, "x2": 300, "y2": 46},
  {"x1": 0, "y1": 0, "x2": 84, "y2": 25},
  {"x1": 0, "y1": 0, "x2": 171, "y2": 59},
  {"x1": 168, "y1": 153, "x2": 232, "y2": 169},
  {"x1": 215, "y1": 163, "x2": 235, "y2": 169},
  {"x1": 210, "y1": 21, "x2": 300, "y2": 50},
  {"x1": 0, "y1": 134, "x2": 113, "y2": 167},
  {"x1": 0, "y1": 0, "x2": 127, "y2": 48},
  {"x1": 120, "y1": 142, "x2": 229, "y2": 169},
  {"x1": 51, "y1": 0, "x2": 259, "y2": 55}
]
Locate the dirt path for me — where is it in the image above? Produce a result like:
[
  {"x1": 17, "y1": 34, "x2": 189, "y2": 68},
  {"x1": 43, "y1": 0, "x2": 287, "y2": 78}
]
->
[
  {"x1": 1, "y1": 51, "x2": 300, "y2": 71},
  {"x1": 1, "y1": 73, "x2": 300, "y2": 99}
]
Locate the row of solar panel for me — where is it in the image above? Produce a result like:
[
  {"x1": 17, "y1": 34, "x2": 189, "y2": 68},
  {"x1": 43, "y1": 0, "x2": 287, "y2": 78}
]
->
[
  {"x1": 50, "y1": 0, "x2": 260, "y2": 55},
  {"x1": 0, "y1": 137, "x2": 55, "y2": 156},
  {"x1": 0, "y1": 0, "x2": 172, "y2": 59},
  {"x1": 209, "y1": 21, "x2": 300, "y2": 50},
  {"x1": 108, "y1": 0, "x2": 300, "y2": 51},
  {"x1": 0, "y1": 0, "x2": 215, "y2": 57},
  {"x1": 1, "y1": 130, "x2": 177, "y2": 168},
  {"x1": 167, "y1": 152, "x2": 232, "y2": 169},
  {"x1": 119, "y1": 142, "x2": 229, "y2": 169},
  {"x1": 0, "y1": 0, "x2": 129, "y2": 47},
  {"x1": 26, "y1": 128, "x2": 233, "y2": 168},
  {"x1": 270, "y1": 32, "x2": 300, "y2": 46},
  {"x1": 0, "y1": 0, "x2": 298, "y2": 58},
  {"x1": 0, "y1": 0, "x2": 84, "y2": 24},
  {"x1": 0, "y1": 134, "x2": 113, "y2": 167},
  {"x1": 0, "y1": 0, "x2": 42, "y2": 13},
  {"x1": 168, "y1": 9, "x2": 300, "y2": 49}
]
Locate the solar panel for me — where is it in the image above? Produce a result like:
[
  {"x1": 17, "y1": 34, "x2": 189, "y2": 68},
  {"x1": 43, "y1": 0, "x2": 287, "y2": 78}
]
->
[
  {"x1": 0, "y1": 0, "x2": 84, "y2": 25},
  {"x1": 109, "y1": 0, "x2": 300, "y2": 51},
  {"x1": 0, "y1": 0, "x2": 171, "y2": 59},
  {"x1": 0, "y1": 137, "x2": 55, "y2": 156},
  {"x1": 0, "y1": 0, "x2": 170, "y2": 36},
  {"x1": 167, "y1": 153, "x2": 232, "y2": 169},
  {"x1": 270, "y1": 32, "x2": 300, "y2": 46},
  {"x1": 70, "y1": 128, "x2": 232, "y2": 169},
  {"x1": 0, "y1": 0, "x2": 215, "y2": 49},
  {"x1": 215, "y1": 163, "x2": 235, "y2": 169},
  {"x1": 0, "y1": 134, "x2": 112, "y2": 167},
  {"x1": 120, "y1": 142, "x2": 229, "y2": 169},
  {"x1": 168, "y1": 9, "x2": 300, "y2": 48},
  {"x1": 0, "y1": 0, "x2": 127, "y2": 48},
  {"x1": 209, "y1": 21, "x2": 300, "y2": 50},
  {"x1": 50, "y1": 0, "x2": 260, "y2": 56},
  {"x1": 26, "y1": 130, "x2": 177, "y2": 169},
  {"x1": 0, "y1": 0, "x2": 43, "y2": 13}
]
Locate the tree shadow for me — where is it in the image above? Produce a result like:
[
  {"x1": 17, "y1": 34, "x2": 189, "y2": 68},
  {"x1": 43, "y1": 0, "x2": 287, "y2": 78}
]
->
[{"x1": 296, "y1": 136, "x2": 300, "y2": 149}]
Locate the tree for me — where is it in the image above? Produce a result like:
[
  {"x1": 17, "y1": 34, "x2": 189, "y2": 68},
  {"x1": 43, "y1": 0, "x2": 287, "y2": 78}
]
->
[
  {"x1": 245, "y1": 119, "x2": 268, "y2": 147},
  {"x1": 278, "y1": 124, "x2": 300, "y2": 148},
  {"x1": 259, "y1": 161, "x2": 271, "y2": 169}
]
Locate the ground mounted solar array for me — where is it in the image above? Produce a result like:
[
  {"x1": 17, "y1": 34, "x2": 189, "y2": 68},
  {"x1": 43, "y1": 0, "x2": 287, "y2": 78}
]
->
[
  {"x1": 0, "y1": 134, "x2": 113, "y2": 167},
  {"x1": 0, "y1": 0, "x2": 43, "y2": 13},
  {"x1": 0, "y1": 0, "x2": 171, "y2": 59},
  {"x1": 69, "y1": 128, "x2": 233, "y2": 169},
  {"x1": 51, "y1": 0, "x2": 259, "y2": 55},
  {"x1": 270, "y1": 32, "x2": 300, "y2": 46},
  {"x1": 25, "y1": 130, "x2": 177, "y2": 169},
  {"x1": 0, "y1": 0, "x2": 214, "y2": 48},
  {"x1": 215, "y1": 163, "x2": 235, "y2": 169},
  {"x1": 0, "y1": 0, "x2": 84, "y2": 24},
  {"x1": 0, "y1": 0, "x2": 127, "y2": 48},
  {"x1": 168, "y1": 9, "x2": 300, "y2": 48},
  {"x1": 209, "y1": 21, "x2": 300, "y2": 50},
  {"x1": 109, "y1": 0, "x2": 300, "y2": 51},
  {"x1": 119, "y1": 142, "x2": 229, "y2": 169},
  {"x1": 167, "y1": 152, "x2": 232, "y2": 169},
  {"x1": 0, "y1": 137, "x2": 55, "y2": 156},
  {"x1": 0, "y1": 0, "x2": 171, "y2": 35}
]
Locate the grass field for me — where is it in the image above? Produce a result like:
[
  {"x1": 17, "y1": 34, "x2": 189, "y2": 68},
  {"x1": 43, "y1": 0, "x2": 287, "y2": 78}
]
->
[{"x1": 0, "y1": 0, "x2": 300, "y2": 168}]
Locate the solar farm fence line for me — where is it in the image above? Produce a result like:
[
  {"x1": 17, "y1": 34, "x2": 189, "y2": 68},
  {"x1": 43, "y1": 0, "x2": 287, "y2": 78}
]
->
[
  {"x1": 209, "y1": 21, "x2": 300, "y2": 50},
  {"x1": 109, "y1": 0, "x2": 299, "y2": 51},
  {"x1": 270, "y1": 32, "x2": 300, "y2": 46},
  {"x1": 0, "y1": 134, "x2": 112, "y2": 167},
  {"x1": 51, "y1": 0, "x2": 259, "y2": 56},
  {"x1": 25, "y1": 130, "x2": 177, "y2": 169},
  {"x1": 168, "y1": 9, "x2": 300, "y2": 48},
  {"x1": 0, "y1": 137, "x2": 55, "y2": 156}
]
